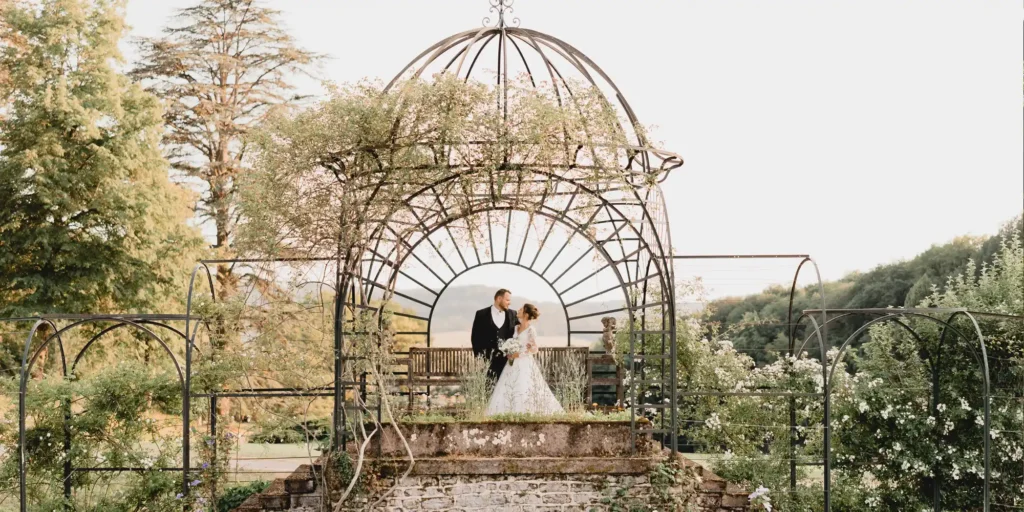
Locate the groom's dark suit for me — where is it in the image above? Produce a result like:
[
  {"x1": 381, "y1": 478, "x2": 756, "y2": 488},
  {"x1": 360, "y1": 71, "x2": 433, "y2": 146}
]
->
[{"x1": 471, "y1": 306, "x2": 519, "y2": 380}]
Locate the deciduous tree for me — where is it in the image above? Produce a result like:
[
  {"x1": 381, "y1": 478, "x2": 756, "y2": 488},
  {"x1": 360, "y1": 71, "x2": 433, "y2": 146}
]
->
[
  {"x1": 0, "y1": 0, "x2": 204, "y2": 373},
  {"x1": 0, "y1": 0, "x2": 203, "y2": 317}
]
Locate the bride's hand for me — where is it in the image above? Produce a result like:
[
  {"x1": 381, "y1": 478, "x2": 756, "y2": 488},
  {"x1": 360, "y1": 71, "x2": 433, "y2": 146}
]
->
[{"x1": 508, "y1": 353, "x2": 518, "y2": 360}]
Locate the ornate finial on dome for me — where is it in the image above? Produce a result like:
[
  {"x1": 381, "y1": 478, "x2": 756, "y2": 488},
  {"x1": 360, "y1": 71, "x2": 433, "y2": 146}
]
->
[{"x1": 483, "y1": 0, "x2": 520, "y2": 28}]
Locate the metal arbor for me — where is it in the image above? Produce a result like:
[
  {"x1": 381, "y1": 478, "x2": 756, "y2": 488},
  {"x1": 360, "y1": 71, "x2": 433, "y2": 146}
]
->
[{"x1": 334, "y1": 0, "x2": 685, "y2": 452}]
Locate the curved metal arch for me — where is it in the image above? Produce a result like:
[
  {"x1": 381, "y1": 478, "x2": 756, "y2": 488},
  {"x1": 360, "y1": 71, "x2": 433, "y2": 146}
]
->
[
  {"x1": 383, "y1": 27, "x2": 684, "y2": 184},
  {"x1": 362, "y1": 166, "x2": 674, "y2": 290},
  {"x1": 17, "y1": 320, "x2": 49, "y2": 510},
  {"x1": 787, "y1": 257, "x2": 827, "y2": 355},
  {"x1": 23, "y1": 317, "x2": 186, "y2": 390},
  {"x1": 382, "y1": 189, "x2": 660, "y2": 296},
  {"x1": 827, "y1": 316, "x2": 931, "y2": 384},
  {"x1": 17, "y1": 317, "x2": 188, "y2": 512},
  {"x1": 358, "y1": 189, "x2": 677, "y2": 447},
  {"x1": 799, "y1": 314, "x2": 833, "y2": 509},
  {"x1": 68, "y1": 320, "x2": 188, "y2": 377},
  {"x1": 817, "y1": 311, "x2": 993, "y2": 511},
  {"x1": 779, "y1": 256, "x2": 830, "y2": 495},
  {"x1": 393, "y1": 165, "x2": 665, "y2": 241},
  {"x1": 365, "y1": 204, "x2": 641, "y2": 329},
  {"x1": 791, "y1": 312, "x2": 857, "y2": 357},
  {"x1": 183, "y1": 261, "x2": 216, "y2": 499},
  {"x1": 387, "y1": 27, "x2": 643, "y2": 144},
  {"x1": 378, "y1": 199, "x2": 651, "y2": 293},
  {"x1": 8, "y1": 317, "x2": 72, "y2": 509},
  {"x1": 186, "y1": 262, "x2": 217, "y2": 343},
  {"x1": 939, "y1": 310, "x2": 993, "y2": 509},
  {"x1": 823, "y1": 312, "x2": 981, "y2": 388}
]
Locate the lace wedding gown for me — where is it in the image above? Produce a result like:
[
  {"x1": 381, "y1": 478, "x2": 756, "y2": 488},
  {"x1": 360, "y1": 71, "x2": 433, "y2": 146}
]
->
[{"x1": 485, "y1": 325, "x2": 565, "y2": 416}]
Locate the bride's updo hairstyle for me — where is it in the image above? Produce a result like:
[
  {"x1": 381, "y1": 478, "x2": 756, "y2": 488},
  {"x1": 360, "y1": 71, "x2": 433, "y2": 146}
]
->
[{"x1": 522, "y1": 303, "x2": 540, "y2": 320}]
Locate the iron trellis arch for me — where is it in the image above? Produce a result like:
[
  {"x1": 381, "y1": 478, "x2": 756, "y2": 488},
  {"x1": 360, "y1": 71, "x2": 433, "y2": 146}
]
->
[
  {"x1": 368, "y1": 206, "x2": 634, "y2": 344},
  {"x1": 357, "y1": 166, "x2": 678, "y2": 301},
  {"x1": 382, "y1": 26, "x2": 685, "y2": 183},
  {"x1": 792, "y1": 307, "x2": 1019, "y2": 512},
  {"x1": 361, "y1": 182, "x2": 663, "y2": 307},
  {"x1": 12, "y1": 314, "x2": 199, "y2": 512},
  {"x1": 352, "y1": 194, "x2": 678, "y2": 450},
  {"x1": 356, "y1": 167, "x2": 676, "y2": 299}
]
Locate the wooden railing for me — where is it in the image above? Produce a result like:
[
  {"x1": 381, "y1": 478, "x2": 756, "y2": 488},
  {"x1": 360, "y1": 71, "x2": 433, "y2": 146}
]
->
[{"x1": 400, "y1": 347, "x2": 623, "y2": 410}]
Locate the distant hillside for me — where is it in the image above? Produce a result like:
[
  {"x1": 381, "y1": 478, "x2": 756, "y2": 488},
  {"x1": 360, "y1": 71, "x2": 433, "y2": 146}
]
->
[
  {"x1": 391, "y1": 283, "x2": 701, "y2": 337},
  {"x1": 709, "y1": 216, "x2": 1023, "y2": 363},
  {"x1": 391, "y1": 284, "x2": 607, "y2": 336}
]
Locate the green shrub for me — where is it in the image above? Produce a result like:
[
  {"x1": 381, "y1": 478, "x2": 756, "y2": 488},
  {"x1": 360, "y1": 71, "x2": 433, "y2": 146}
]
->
[{"x1": 216, "y1": 480, "x2": 270, "y2": 512}]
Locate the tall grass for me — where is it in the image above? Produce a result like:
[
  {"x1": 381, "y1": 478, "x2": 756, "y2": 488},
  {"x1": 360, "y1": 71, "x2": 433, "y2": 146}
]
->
[
  {"x1": 458, "y1": 355, "x2": 493, "y2": 420},
  {"x1": 551, "y1": 351, "x2": 588, "y2": 414}
]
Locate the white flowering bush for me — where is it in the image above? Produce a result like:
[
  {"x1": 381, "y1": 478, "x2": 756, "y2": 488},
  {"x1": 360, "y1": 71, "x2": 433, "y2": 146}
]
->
[
  {"x1": 653, "y1": 229, "x2": 1023, "y2": 511},
  {"x1": 748, "y1": 485, "x2": 773, "y2": 511},
  {"x1": 831, "y1": 234, "x2": 1024, "y2": 510}
]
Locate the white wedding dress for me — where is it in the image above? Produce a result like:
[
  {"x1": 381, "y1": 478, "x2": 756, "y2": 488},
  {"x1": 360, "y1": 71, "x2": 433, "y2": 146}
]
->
[{"x1": 485, "y1": 325, "x2": 564, "y2": 416}]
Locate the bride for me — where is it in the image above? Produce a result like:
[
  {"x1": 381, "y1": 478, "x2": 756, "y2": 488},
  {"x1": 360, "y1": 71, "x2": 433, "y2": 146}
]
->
[{"x1": 485, "y1": 303, "x2": 564, "y2": 416}]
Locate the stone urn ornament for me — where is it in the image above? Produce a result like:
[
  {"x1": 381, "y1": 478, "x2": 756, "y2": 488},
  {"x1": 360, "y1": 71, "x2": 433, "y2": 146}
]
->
[{"x1": 600, "y1": 316, "x2": 617, "y2": 353}]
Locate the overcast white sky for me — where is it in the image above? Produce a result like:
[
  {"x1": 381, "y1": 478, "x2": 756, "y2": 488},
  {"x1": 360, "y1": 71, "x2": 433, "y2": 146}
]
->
[{"x1": 123, "y1": 0, "x2": 1023, "y2": 301}]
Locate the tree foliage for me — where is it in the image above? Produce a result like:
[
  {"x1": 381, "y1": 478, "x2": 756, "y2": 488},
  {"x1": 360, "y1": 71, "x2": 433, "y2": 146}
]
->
[
  {"x1": 708, "y1": 216, "x2": 1023, "y2": 363},
  {"x1": 0, "y1": 0, "x2": 203, "y2": 318}
]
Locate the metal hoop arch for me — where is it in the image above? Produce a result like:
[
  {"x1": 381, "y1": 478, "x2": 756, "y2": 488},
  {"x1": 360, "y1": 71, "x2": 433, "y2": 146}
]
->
[
  {"x1": 15, "y1": 316, "x2": 194, "y2": 511},
  {"x1": 805, "y1": 308, "x2": 1004, "y2": 512}
]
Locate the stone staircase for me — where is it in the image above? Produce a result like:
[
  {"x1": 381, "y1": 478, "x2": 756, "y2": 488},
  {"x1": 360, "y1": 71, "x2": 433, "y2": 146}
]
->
[
  {"x1": 230, "y1": 453, "x2": 751, "y2": 512},
  {"x1": 228, "y1": 422, "x2": 751, "y2": 512},
  {"x1": 233, "y1": 464, "x2": 322, "y2": 512},
  {"x1": 664, "y1": 449, "x2": 750, "y2": 511}
]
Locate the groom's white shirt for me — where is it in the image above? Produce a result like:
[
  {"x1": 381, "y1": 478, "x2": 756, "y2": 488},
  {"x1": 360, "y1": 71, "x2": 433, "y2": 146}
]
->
[{"x1": 490, "y1": 305, "x2": 505, "y2": 329}]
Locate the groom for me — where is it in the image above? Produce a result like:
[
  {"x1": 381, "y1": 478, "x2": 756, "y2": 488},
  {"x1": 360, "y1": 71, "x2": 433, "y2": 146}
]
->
[{"x1": 471, "y1": 288, "x2": 520, "y2": 381}]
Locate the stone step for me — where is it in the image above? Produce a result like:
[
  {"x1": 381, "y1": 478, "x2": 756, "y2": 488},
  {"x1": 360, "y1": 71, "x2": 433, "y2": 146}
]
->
[
  {"x1": 231, "y1": 462, "x2": 329, "y2": 512},
  {"x1": 234, "y1": 493, "x2": 263, "y2": 512},
  {"x1": 290, "y1": 493, "x2": 322, "y2": 509},
  {"x1": 284, "y1": 464, "x2": 318, "y2": 494},
  {"x1": 370, "y1": 456, "x2": 659, "y2": 476},
  {"x1": 231, "y1": 451, "x2": 752, "y2": 511},
  {"x1": 257, "y1": 479, "x2": 289, "y2": 510},
  {"x1": 699, "y1": 477, "x2": 727, "y2": 492},
  {"x1": 722, "y1": 490, "x2": 750, "y2": 509}
]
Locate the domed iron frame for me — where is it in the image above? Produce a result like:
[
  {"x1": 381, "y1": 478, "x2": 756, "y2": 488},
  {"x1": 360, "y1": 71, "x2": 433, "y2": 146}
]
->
[{"x1": 333, "y1": 0, "x2": 690, "y2": 461}]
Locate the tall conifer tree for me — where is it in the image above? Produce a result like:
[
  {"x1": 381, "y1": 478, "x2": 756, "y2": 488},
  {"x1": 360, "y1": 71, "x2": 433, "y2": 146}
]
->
[{"x1": 133, "y1": 0, "x2": 319, "y2": 297}]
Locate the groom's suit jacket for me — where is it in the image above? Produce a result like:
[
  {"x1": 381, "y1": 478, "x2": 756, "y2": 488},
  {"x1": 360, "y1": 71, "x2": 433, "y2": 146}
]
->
[{"x1": 471, "y1": 306, "x2": 519, "y2": 379}]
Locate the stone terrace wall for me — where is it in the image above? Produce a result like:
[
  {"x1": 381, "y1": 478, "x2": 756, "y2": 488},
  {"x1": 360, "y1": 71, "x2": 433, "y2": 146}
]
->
[
  {"x1": 233, "y1": 459, "x2": 750, "y2": 512},
  {"x1": 231, "y1": 422, "x2": 750, "y2": 512},
  {"x1": 375, "y1": 473, "x2": 747, "y2": 512}
]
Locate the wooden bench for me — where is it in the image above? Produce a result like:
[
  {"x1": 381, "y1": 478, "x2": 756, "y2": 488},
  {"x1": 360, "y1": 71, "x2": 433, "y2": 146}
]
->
[{"x1": 404, "y1": 347, "x2": 623, "y2": 410}]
